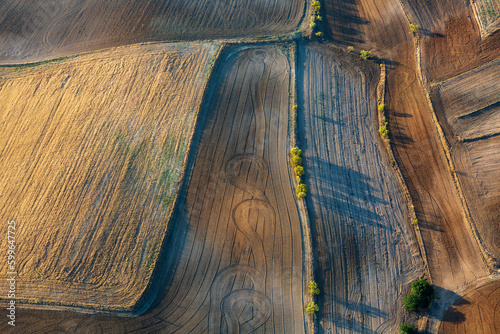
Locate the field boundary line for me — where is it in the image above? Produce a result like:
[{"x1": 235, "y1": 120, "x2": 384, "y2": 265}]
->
[
  {"x1": 291, "y1": 40, "x2": 315, "y2": 334},
  {"x1": 377, "y1": 64, "x2": 431, "y2": 282}
]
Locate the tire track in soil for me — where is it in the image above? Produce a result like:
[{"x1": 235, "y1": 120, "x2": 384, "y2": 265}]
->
[
  {"x1": 0, "y1": 45, "x2": 305, "y2": 334},
  {"x1": 297, "y1": 41, "x2": 423, "y2": 334}
]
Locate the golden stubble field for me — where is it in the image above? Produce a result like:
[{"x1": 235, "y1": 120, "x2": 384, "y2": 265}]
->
[{"x1": 0, "y1": 41, "x2": 218, "y2": 311}]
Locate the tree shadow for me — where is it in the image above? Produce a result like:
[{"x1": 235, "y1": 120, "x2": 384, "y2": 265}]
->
[{"x1": 323, "y1": 0, "x2": 370, "y2": 46}]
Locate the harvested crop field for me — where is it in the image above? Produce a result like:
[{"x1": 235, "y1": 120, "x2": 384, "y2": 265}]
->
[
  {"x1": 431, "y1": 58, "x2": 500, "y2": 262},
  {"x1": 401, "y1": 0, "x2": 500, "y2": 82},
  {"x1": 297, "y1": 42, "x2": 423, "y2": 333},
  {"x1": 0, "y1": 41, "x2": 218, "y2": 311},
  {"x1": 0, "y1": 0, "x2": 305, "y2": 64},
  {"x1": 0, "y1": 44, "x2": 306, "y2": 333},
  {"x1": 438, "y1": 280, "x2": 500, "y2": 333}
]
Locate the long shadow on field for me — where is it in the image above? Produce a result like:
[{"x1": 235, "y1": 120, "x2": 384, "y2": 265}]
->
[
  {"x1": 317, "y1": 310, "x2": 382, "y2": 334},
  {"x1": 324, "y1": 0, "x2": 369, "y2": 46},
  {"x1": 307, "y1": 158, "x2": 394, "y2": 231}
]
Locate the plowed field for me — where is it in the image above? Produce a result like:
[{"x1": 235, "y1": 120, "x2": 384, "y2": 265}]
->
[
  {"x1": 0, "y1": 44, "x2": 306, "y2": 333},
  {"x1": 0, "y1": 42, "x2": 218, "y2": 311},
  {"x1": 298, "y1": 42, "x2": 423, "y2": 333},
  {"x1": 0, "y1": 0, "x2": 305, "y2": 64},
  {"x1": 401, "y1": 0, "x2": 500, "y2": 82},
  {"x1": 438, "y1": 280, "x2": 500, "y2": 333},
  {"x1": 431, "y1": 57, "x2": 500, "y2": 262}
]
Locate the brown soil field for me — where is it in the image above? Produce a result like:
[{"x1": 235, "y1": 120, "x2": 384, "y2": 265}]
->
[
  {"x1": 297, "y1": 41, "x2": 423, "y2": 333},
  {"x1": 431, "y1": 58, "x2": 500, "y2": 262},
  {"x1": 0, "y1": 0, "x2": 305, "y2": 64},
  {"x1": 0, "y1": 44, "x2": 306, "y2": 333},
  {"x1": 401, "y1": 0, "x2": 500, "y2": 82},
  {"x1": 0, "y1": 41, "x2": 218, "y2": 311},
  {"x1": 438, "y1": 280, "x2": 500, "y2": 333},
  {"x1": 325, "y1": 0, "x2": 489, "y2": 292}
]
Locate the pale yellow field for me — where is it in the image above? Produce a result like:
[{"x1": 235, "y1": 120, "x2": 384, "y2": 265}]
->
[{"x1": 0, "y1": 41, "x2": 218, "y2": 311}]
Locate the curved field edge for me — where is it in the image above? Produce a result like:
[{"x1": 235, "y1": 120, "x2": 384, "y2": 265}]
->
[
  {"x1": 0, "y1": 41, "x2": 220, "y2": 313},
  {"x1": 0, "y1": 0, "x2": 308, "y2": 64},
  {"x1": 297, "y1": 41, "x2": 423, "y2": 333}
]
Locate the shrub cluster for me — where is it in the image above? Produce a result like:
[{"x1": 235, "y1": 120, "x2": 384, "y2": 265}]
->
[
  {"x1": 399, "y1": 323, "x2": 416, "y2": 334},
  {"x1": 306, "y1": 301, "x2": 319, "y2": 315},
  {"x1": 309, "y1": 1, "x2": 322, "y2": 35},
  {"x1": 308, "y1": 280, "x2": 320, "y2": 295},
  {"x1": 403, "y1": 279, "x2": 436, "y2": 312},
  {"x1": 378, "y1": 122, "x2": 389, "y2": 139},
  {"x1": 409, "y1": 24, "x2": 420, "y2": 34},
  {"x1": 360, "y1": 50, "x2": 372, "y2": 60},
  {"x1": 290, "y1": 146, "x2": 307, "y2": 199}
]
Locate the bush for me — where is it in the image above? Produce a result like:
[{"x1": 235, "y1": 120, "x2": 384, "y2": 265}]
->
[
  {"x1": 399, "y1": 323, "x2": 416, "y2": 334},
  {"x1": 297, "y1": 184, "x2": 308, "y2": 194},
  {"x1": 315, "y1": 31, "x2": 323, "y2": 37},
  {"x1": 292, "y1": 105, "x2": 298, "y2": 111},
  {"x1": 297, "y1": 191, "x2": 307, "y2": 199},
  {"x1": 347, "y1": 46, "x2": 354, "y2": 52},
  {"x1": 296, "y1": 175, "x2": 301, "y2": 183},
  {"x1": 290, "y1": 147, "x2": 302, "y2": 156},
  {"x1": 294, "y1": 166, "x2": 305, "y2": 176},
  {"x1": 409, "y1": 24, "x2": 420, "y2": 33},
  {"x1": 311, "y1": 1, "x2": 321, "y2": 12},
  {"x1": 378, "y1": 104, "x2": 385, "y2": 112},
  {"x1": 309, "y1": 22, "x2": 317, "y2": 29},
  {"x1": 306, "y1": 301, "x2": 319, "y2": 315},
  {"x1": 308, "y1": 280, "x2": 320, "y2": 295},
  {"x1": 291, "y1": 155, "x2": 302, "y2": 166},
  {"x1": 378, "y1": 122, "x2": 389, "y2": 139},
  {"x1": 360, "y1": 50, "x2": 372, "y2": 60},
  {"x1": 403, "y1": 279, "x2": 436, "y2": 312},
  {"x1": 411, "y1": 219, "x2": 418, "y2": 225}
]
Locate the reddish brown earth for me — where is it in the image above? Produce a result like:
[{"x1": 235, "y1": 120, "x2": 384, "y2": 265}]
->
[
  {"x1": 298, "y1": 41, "x2": 423, "y2": 333},
  {"x1": 0, "y1": 44, "x2": 306, "y2": 333},
  {"x1": 438, "y1": 280, "x2": 500, "y2": 333},
  {"x1": 0, "y1": 0, "x2": 305, "y2": 64},
  {"x1": 324, "y1": 0, "x2": 489, "y2": 292}
]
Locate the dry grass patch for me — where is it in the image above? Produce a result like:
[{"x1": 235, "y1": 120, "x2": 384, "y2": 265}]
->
[{"x1": 0, "y1": 41, "x2": 219, "y2": 311}]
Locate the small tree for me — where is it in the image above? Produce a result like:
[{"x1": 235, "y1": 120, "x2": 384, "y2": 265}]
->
[
  {"x1": 403, "y1": 279, "x2": 436, "y2": 312},
  {"x1": 306, "y1": 301, "x2": 319, "y2": 315},
  {"x1": 409, "y1": 24, "x2": 420, "y2": 34},
  {"x1": 315, "y1": 31, "x2": 324, "y2": 37},
  {"x1": 360, "y1": 50, "x2": 372, "y2": 60},
  {"x1": 308, "y1": 280, "x2": 320, "y2": 295},
  {"x1": 378, "y1": 122, "x2": 389, "y2": 139},
  {"x1": 311, "y1": 1, "x2": 321, "y2": 12},
  {"x1": 297, "y1": 184, "x2": 308, "y2": 194},
  {"x1": 378, "y1": 104, "x2": 385, "y2": 112},
  {"x1": 290, "y1": 147, "x2": 302, "y2": 156},
  {"x1": 297, "y1": 191, "x2": 307, "y2": 199},
  {"x1": 295, "y1": 166, "x2": 305, "y2": 176},
  {"x1": 399, "y1": 323, "x2": 416, "y2": 334},
  {"x1": 291, "y1": 155, "x2": 303, "y2": 166}
]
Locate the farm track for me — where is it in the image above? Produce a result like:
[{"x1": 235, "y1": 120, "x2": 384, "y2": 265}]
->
[
  {"x1": 0, "y1": 42, "x2": 218, "y2": 312},
  {"x1": 297, "y1": 41, "x2": 422, "y2": 333},
  {"x1": 0, "y1": 45, "x2": 306, "y2": 333},
  {"x1": 0, "y1": 0, "x2": 305, "y2": 64}
]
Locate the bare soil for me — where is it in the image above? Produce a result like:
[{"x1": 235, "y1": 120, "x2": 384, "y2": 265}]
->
[
  {"x1": 438, "y1": 280, "x2": 500, "y2": 333},
  {"x1": 0, "y1": 0, "x2": 305, "y2": 64},
  {"x1": 297, "y1": 41, "x2": 423, "y2": 333},
  {"x1": 0, "y1": 42, "x2": 217, "y2": 311},
  {"x1": 0, "y1": 44, "x2": 306, "y2": 333},
  {"x1": 431, "y1": 58, "x2": 500, "y2": 262},
  {"x1": 324, "y1": 0, "x2": 489, "y2": 292}
]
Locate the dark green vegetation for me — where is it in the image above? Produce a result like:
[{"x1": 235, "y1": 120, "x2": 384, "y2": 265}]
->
[{"x1": 403, "y1": 279, "x2": 436, "y2": 312}]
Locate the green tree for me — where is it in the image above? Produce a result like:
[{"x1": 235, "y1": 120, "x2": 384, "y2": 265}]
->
[
  {"x1": 297, "y1": 184, "x2": 308, "y2": 194},
  {"x1": 291, "y1": 155, "x2": 302, "y2": 166},
  {"x1": 403, "y1": 279, "x2": 436, "y2": 312},
  {"x1": 360, "y1": 50, "x2": 372, "y2": 60},
  {"x1": 409, "y1": 24, "x2": 420, "y2": 34},
  {"x1": 311, "y1": 1, "x2": 321, "y2": 12},
  {"x1": 308, "y1": 280, "x2": 320, "y2": 295},
  {"x1": 306, "y1": 301, "x2": 319, "y2": 315},
  {"x1": 294, "y1": 166, "x2": 305, "y2": 176},
  {"x1": 290, "y1": 147, "x2": 302, "y2": 156},
  {"x1": 399, "y1": 323, "x2": 416, "y2": 334}
]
